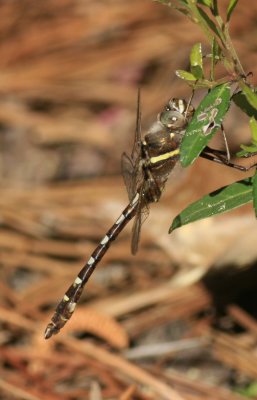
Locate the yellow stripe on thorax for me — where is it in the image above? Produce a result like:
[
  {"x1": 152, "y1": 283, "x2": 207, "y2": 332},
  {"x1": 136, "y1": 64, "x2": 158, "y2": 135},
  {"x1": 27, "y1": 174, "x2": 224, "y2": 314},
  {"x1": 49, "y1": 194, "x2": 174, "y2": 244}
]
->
[{"x1": 150, "y1": 148, "x2": 180, "y2": 164}]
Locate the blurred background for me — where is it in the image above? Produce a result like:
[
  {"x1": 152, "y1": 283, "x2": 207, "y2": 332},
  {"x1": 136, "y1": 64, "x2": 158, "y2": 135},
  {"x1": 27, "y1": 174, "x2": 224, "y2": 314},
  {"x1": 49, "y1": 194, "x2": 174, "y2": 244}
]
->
[{"x1": 1, "y1": 1, "x2": 257, "y2": 399}]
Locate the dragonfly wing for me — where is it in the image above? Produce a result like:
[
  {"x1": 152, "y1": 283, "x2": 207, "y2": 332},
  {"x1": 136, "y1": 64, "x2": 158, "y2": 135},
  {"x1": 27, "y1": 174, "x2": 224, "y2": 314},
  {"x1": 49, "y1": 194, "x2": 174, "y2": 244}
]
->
[
  {"x1": 131, "y1": 205, "x2": 142, "y2": 255},
  {"x1": 130, "y1": 185, "x2": 149, "y2": 255},
  {"x1": 131, "y1": 88, "x2": 142, "y2": 162},
  {"x1": 121, "y1": 152, "x2": 135, "y2": 202},
  {"x1": 121, "y1": 89, "x2": 143, "y2": 202}
]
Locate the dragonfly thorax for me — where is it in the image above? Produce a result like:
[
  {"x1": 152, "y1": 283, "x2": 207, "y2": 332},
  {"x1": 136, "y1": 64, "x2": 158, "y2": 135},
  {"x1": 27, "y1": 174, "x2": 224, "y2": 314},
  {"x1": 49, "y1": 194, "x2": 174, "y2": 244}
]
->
[
  {"x1": 143, "y1": 129, "x2": 179, "y2": 157},
  {"x1": 140, "y1": 97, "x2": 194, "y2": 206},
  {"x1": 141, "y1": 129, "x2": 180, "y2": 206}
]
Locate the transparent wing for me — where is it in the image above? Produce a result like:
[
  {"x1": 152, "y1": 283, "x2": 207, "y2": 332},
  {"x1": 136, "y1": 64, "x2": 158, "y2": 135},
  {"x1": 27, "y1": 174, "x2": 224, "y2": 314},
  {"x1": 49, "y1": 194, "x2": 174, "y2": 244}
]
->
[
  {"x1": 121, "y1": 152, "x2": 135, "y2": 202},
  {"x1": 130, "y1": 184, "x2": 149, "y2": 255},
  {"x1": 121, "y1": 88, "x2": 143, "y2": 201},
  {"x1": 131, "y1": 88, "x2": 142, "y2": 162},
  {"x1": 122, "y1": 88, "x2": 148, "y2": 254}
]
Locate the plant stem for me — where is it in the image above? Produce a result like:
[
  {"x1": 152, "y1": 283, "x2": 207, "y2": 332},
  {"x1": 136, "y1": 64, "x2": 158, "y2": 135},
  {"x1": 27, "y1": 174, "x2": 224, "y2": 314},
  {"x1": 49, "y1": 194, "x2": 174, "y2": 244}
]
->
[
  {"x1": 223, "y1": 24, "x2": 245, "y2": 77},
  {"x1": 187, "y1": 0, "x2": 214, "y2": 43}
]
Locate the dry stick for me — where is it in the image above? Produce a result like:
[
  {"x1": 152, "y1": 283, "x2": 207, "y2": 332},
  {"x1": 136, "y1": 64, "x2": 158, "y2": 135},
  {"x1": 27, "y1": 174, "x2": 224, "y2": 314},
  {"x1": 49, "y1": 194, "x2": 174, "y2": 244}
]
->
[
  {"x1": 60, "y1": 336, "x2": 186, "y2": 400},
  {"x1": 166, "y1": 370, "x2": 243, "y2": 400},
  {"x1": 0, "y1": 178, "x2": 118, "y2": 203},
  {"x1": 0, "y1": 250, "x2": 74, "y2": 275},
  {"x1": 119, "y1": 384, "x2": 137, "y2": 400},
  {"x1": 123, "y1": 290, "x2": 210, "y2": 338},
  {"x1": 124, "y1": 337, "x2": 208, "y2": 360},
  {"x1": 213, "y1": 332, "x2": 257, "y2": 378},
  {"x1": 0, "y1": 378, "x2": 44, "y2": 400},
  {"x1": 0, "y1": 228, "x2": 92, "y2": 257},
  {"x1": 91, "y1": 282, "x2": 210, "y2": 318},
  {"x1": 0, "y1": 305, "x2": 35, "y2": 332},
  {"x1": 0, "y1": 208, "x2": 48, "y2": 237},
  {"x1": 60, "y1": 307, "x2": 129, "y2": 349},
  {"x1": 228, "y1": 304, "x2": 257, "y2": 336}
]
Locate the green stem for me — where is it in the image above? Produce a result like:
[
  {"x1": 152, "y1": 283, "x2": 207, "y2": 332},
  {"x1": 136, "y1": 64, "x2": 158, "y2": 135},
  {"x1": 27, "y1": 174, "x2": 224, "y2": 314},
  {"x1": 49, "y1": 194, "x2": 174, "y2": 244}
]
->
[
  {"x1": 223, "y1": 24, "x2": 245, "y2": 76},
  {"x1": 187, "y1": 0, "x2": 214, "y2": 43},
  {"x1": 213, "y1": 14, "x2": 244, "y2": 76}
]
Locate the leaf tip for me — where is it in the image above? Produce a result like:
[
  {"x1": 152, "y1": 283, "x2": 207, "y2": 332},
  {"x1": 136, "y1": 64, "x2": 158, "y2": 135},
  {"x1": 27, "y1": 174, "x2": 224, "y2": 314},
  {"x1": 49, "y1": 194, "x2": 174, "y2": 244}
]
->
[{"x1": 169, "y1": 216, "x2": 181, "y2": 233}]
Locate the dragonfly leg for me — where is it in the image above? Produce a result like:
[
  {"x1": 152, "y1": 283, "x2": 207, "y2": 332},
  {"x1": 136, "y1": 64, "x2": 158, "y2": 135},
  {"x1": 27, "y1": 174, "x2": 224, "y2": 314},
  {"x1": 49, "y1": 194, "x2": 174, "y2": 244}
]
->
[
  {"x1": 200, "y1": 147, "x2": 257, "y2": 171},
  {"x1": 185, "y1": 89, "x2": 195, "y2": 119},
  {"x1": 221, "y1": 124, "x2": 231, "y2": 162}
]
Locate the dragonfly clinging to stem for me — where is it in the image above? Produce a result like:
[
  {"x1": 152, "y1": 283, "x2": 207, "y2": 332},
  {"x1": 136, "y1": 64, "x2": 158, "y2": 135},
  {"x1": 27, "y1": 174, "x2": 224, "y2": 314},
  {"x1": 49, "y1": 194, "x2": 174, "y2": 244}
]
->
[{"x1": 44, "y1": 91, "x2": 194, "y2": 339}]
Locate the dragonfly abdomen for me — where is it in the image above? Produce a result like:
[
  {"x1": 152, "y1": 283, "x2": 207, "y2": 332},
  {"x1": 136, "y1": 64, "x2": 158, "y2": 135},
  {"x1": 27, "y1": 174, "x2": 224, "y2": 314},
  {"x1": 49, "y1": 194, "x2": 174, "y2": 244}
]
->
[{"x1": 44, "y1": 193, "x2": 139, "y2": 339}]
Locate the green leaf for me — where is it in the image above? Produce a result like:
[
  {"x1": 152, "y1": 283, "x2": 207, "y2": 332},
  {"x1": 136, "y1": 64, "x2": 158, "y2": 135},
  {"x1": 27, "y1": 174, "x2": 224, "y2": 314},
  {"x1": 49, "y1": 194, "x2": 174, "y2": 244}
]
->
[
  {"x1": 227, "y1": 0, "x2": 238, "y2": 22},
  {"x1": 176, "y1": 70, "x2": 197, "y2": 81},
  {"x1": 211, "y1": 0, "x2": 219, "y2": 16},
  {"x1": 190, "y1": 43, "x2": 203, "y2": 79},
  {"x1": 176, "y1": 0, "x2": 188, "y2": 4},
  {"x1": 197, "y1": 6, "x2": 222, "y2": 40},
  {"x1": 197, "y1": 0, "x2": 213, "y2": 7},
  {"x1": 154, "y1": 0, "x2": 189, "y2": 7},
  {"x1": 169, "y1": 177, "x2": 253, "y2": 232},
  {"x1": 154, "y1": 1, "x2": 192, "y2": 19},
  {"x1": 154, "y1": 0, "x2": 171, "y2": 4},
  {"x1": 250, "y1": 117, "x2": 257, "y2": 144},
  {"x1": 233, "y1": 91, "x2": 257, "y2": 119},
  {"x1": 236, "y1": 117, "x2": 257, "y2": 157},
  {"x1": 236, "y1": 381, "x2": 257, "y2": 397},
  {"x1": 180, "y1": 83, "x2": 231, "y2": 167},
  {"x1": 241, "y1": 83, "x2": 257, "y2": 110},
  {"x1": 239, "y1": 144, "x2": 257, "y2": 153},
  {"x1": 253, "y1": 169, "x2": 257, "y2": 218}
]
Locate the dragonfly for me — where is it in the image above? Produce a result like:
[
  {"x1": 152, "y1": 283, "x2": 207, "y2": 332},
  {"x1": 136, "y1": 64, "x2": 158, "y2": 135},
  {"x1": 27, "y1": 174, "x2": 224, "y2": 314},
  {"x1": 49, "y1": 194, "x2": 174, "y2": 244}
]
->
[
  {"x1": 44, "y1": 92, "x2": 195, "y2": 339},
  {"x1": 45, "y1": 91, "x2": 257, "y2": 339}
]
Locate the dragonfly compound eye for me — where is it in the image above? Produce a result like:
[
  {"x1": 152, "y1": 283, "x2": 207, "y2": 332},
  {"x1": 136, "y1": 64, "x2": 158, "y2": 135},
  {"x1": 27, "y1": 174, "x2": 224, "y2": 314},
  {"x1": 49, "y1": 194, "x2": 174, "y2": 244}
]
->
[{"x1": 159, "y1": 110, "x2": 186, "y2": 130}]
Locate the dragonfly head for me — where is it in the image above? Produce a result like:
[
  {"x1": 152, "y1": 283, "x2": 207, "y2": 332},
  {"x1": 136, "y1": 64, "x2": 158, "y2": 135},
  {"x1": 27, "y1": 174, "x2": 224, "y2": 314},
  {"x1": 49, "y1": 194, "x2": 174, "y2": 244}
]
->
[{"x1": 158, "y1": 98, "x2": 194, "y2": 132}]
